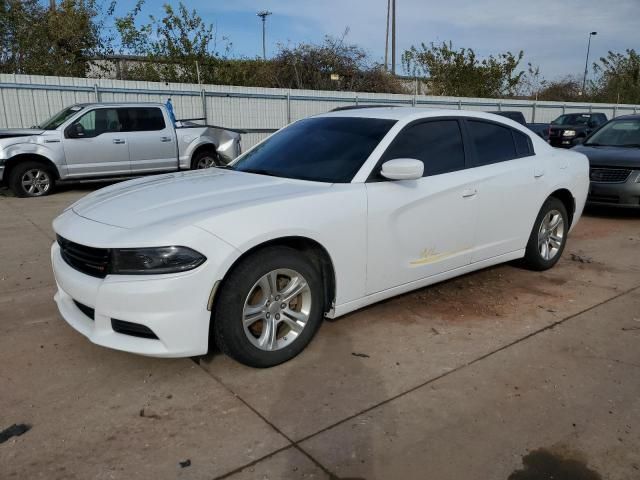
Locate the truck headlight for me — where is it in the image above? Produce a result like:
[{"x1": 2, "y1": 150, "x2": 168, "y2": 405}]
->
[
  {"x1": 111, "y1": 246, "x2": 206, "y2": 274},
  {"x1": 563, "y1": 130, "x2": 576, "y2": 137}
]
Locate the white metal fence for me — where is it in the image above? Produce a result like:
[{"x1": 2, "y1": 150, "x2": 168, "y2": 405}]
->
[{"x1": 1, "y1": 73, "x2": 639, "y2": 149}]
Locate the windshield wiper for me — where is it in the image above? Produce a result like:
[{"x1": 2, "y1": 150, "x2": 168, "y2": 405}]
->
[
  {"x1": 620, "y1": 144, "x2": 640, "y2": 148},
  {"x1": 583, "y1": 142, "x2": 604, "y2": 147}
]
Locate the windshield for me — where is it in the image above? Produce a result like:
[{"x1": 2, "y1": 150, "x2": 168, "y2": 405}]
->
[
  {"x1": 39, "y1": 105, "x2": 84, "y2": 130},
  {"x1": 551, "y1": 114, "x2": 592, "y2": 126},
  {"x1": 585, "y1": 119, "x2": 640, "y2": 147},
  {"x1": 231, "y1": 117, "x2": 397, "y2": 183}
]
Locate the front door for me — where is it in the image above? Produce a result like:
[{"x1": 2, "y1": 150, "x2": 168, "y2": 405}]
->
[
  {"x1": 365, "y1": 119, "x2": 478, "y2": 295},
  {"x1": 63, "y1": 108, "x2": 130, "y2": 177}
]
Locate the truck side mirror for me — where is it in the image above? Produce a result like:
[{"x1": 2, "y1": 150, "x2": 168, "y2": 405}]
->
[{"x1": 69, "y1": 123, "x2": 85, "y2": 138}]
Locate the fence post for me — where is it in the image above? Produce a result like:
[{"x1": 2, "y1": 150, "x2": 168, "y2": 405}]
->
[
  {"x1": 355, "y1": 95, "x2": 359, "y2": 106},
  {"x1": 201, "y1": 89, "x2": 207, "y2": 124},
  {"x1": 412, "y1": 78, "x2": 417, "y2": 107},
  {"x1": 286, "y1": 90, "x2": 291, "y2": 123},
  {"x1": 532, "y1": 102, "x2": 537, "y2": 123},
  {"x1": 613, "y1": 104, "x2": 618, "y2": 118},
  {"x1": 94, "y1": 84, "x2": 101, "y2": 102},
  {"x1": 562, "y1": 104, "x2": 566, "y2": 114},
  {"x1": 458, "y1": 99, "x2": 462, "y2": 110},
  {"x1": 497, "y1": 102, "x2": 502, "y2": 111}
]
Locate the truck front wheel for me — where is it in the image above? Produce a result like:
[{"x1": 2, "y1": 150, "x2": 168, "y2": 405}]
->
[{"x1": 8, "y1": 161, "x2": 56, "y2": 198}]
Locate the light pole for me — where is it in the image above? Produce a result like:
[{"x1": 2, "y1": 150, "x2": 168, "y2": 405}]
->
[
  {"x1": 581, "y1": 31, "x2": 597, "y2": 95},
  {"x1": 257, "y1": 10, "x2": 272, "y2": 61}
]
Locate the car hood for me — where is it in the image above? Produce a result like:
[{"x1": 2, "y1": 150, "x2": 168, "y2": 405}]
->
[
  {"x1": 550, "y1": 124, "x2": 586, "y2": 130},
  {"x1": 0, "y1": 128, "x2": 45, "y2": 139},
  {"x1": 71, "y1": 169, "x2": 330, "y2": 229},
  {"x1": 572, "y1": 145, "x2": 640, "y2": 168}
]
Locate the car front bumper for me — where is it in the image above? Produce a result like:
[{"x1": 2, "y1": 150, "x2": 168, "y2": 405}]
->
[
  {"x1": 587, "y1": 170, "x2": 640, "y2": 208},
  {"x1": 51, "y1": 219, "x2": 240, "y2": 357}
]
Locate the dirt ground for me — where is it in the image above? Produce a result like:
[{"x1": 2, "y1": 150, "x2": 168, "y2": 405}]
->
[{"x1": 1, "y1": 186, "x2": 639, "y2": 480}]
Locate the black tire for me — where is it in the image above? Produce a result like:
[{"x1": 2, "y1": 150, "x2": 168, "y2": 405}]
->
[
  {"x1": 191, "y1": 149, "x2": 220, "y2": 169},
  {"x1": 213, "y1": 246, "x2": 325, "y2": 368},
  {"x1": 522, "y1": 197, "x2": 569, "y2": 271},
  {"x1": 8, "y1": 161, "x2": 56, "y2": 198}
]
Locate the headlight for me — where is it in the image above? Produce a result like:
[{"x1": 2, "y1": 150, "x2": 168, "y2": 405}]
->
[
  {"x1": 563, "y1": 130, "x2": 576, "y2": 137},
  {"x1": 111, "y1": 246, "x2": 206, "y2": 274}
]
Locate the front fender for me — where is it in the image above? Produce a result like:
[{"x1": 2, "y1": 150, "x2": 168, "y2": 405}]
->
[{"x1": 1, "y1": 142, "x2": 66, "y2": 176}]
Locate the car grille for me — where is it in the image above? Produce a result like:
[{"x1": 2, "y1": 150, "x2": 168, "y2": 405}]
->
[
  {"x1": 589, "y1": 167, "x2": 632, "y2": 183},
  {"x1": 57, "y1": 235, "x2": 110, "y2": 278}
]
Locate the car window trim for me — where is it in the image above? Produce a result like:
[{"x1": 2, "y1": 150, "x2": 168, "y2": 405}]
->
[{"x1": 366, "y1": 116, "x2": 468, "y2": 183}]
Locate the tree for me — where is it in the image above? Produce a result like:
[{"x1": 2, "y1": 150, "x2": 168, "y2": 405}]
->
[
  {"x1": 402, "y1": 41, "x2": 525, "y2": 97},
  {"x1": 267, "y1": 35, "x2": 404, "y2": 93},
  {"x1": 114, "y1": 0, "x2": 221, "y2": 83},
  {"x1": 0, "y1": 0, "x2": 106, "y2": 77},
  {"x1": 535, "y1": 76, "x2": 583, "y2": 102},
  {"x1": 592, "y1": 49, "x2": 640, "y2": 104}
]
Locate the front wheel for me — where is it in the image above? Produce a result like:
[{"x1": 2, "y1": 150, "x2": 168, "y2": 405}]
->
[
  {"x1": 212, "y1": 246, "x2": 324, "y2": 368},
  {"x1": 522, "y1": 197, "x2": 568, "y2": 271},
  {"x1": 8, "y1": 161, "x2": 56, "y2": 197}
]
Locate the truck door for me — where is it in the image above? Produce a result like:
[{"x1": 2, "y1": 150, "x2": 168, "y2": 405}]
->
[
  {"x1": 122, "y1": 107, "x2": 177, "y2": 173},
  {"x1": 62, "y1": 108, "x2": 130, "y2": 177}
]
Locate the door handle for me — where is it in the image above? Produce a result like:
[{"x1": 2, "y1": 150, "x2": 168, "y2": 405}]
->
[
  {"x1": 160, "y1": 136, "x2": 172, "y2": 142},
  {"x1": 462, "y1": 188, "x2": 478, "y2": 198},
  {"x1": 534, "y1": 169, "x2": 545, "y2": 178},
  {"x1": 113, "y1": 139, "x2": 125, "y2": 144}
]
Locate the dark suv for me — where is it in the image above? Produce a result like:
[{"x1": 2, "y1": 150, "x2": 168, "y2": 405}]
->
[{"x1": 548, "y1": 113, "x2": 607, "y2": 148}]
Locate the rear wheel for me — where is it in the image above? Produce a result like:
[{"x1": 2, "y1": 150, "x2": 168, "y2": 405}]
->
[
  {"x1": 191, "y1": 149, "x2": 220, "y2": 169},
  {"x1": 8, "y1": 161, "x2": 56, "y2": 197},
  {"x1": 522, "y1": 197, "x2": 568, "y2": 271},
  {"x1": 213, "y1": 246, "x2": 324, "y2": 368}
]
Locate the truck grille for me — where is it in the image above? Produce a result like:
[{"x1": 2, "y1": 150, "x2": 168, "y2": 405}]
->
[
  {"x1": 57, "y1": 235, "x2": 110, "y2": 278},
  {"x1": 589, "y1": 167, "x2": 632, "y2": 183}
]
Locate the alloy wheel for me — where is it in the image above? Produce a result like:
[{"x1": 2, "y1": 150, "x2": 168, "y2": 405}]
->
[
  {"x1": 538, "y1": 209, "x2": 565, "y2": 261},
  {"x1": 242, "y1": 268, "x2": 312, "y2": 351},
  {"x1": 21, "y1": 169, "x2": 51, "y2": 196}
]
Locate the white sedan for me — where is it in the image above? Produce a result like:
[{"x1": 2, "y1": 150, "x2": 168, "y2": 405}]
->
[{"x1": 51, "y1": 108, "x2": 589, "y2": 367}]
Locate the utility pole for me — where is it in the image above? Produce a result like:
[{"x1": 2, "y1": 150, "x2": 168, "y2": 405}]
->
[
  {"x1": 49, "y1": 0, "x2": 56, "y2": 11},
  {"x1": 581, "y1": 31, "x2": 597, "y2": 95},
  {"x1": 384, "y1": 0, "x2": 390, "y2": 70},
  {"x1": 257, "y1": 11, "x2": 272, "y2": 61},
  {"x1": 391, "y1": 0, "x2": 396, "y2": 74}
]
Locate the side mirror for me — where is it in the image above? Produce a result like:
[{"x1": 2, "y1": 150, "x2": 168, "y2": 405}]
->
[
  {"x1": 380, "y1": 158, "x2": 424, "y2": 181},
  {"x1": 571, "y1": 137, "x2": 585, "y2": 146},
  {"x1": 69, "y1": 123, "x2": 85, "y2": 138}
]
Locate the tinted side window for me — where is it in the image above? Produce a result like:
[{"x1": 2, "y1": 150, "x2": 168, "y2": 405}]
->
[
  {"x1": 122, "y1": 108, "x2": 166, "y2": 132},
  {"x1": 381, "y1": 120, "x2": 465, "y2": 177},
  {"x1": 513, "y1": 130, "x2": 533, "y2": 157},
  {"x1": 467, "y1": 120, "x2": 517, "y2": 166}
]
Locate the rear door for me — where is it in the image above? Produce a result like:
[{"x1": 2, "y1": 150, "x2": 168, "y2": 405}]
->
[
  {"x1": 462, "y1": 119, "x2": 544, "y2": 262},
  {"x1": 62, "y1": 108, "x2": 130, "y2": 177},
  {"x1": 123, "y1": 107, "x2": 177, "y2": 173},
  {"x1": 365, "y1": 119, "x2": 478, "y2": 294}
]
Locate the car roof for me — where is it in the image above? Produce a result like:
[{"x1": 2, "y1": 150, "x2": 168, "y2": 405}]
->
[
  {"x1": 610, "y1": 114, "x2": 640, "y2": 121},
  {"x1": 73, "y1": 102, "x2": 165, "y2": 108},
  {"x1": 319, "y1": 106, "x2": 522, "y2": 124}
]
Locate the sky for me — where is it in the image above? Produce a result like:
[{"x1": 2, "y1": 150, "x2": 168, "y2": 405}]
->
[{"x1": 108, "y1": 0, "x2": 639, "y2": 81}]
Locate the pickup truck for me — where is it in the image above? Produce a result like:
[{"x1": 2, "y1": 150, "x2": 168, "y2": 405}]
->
[
  {"x1": 548, "y1": 112, "x2": 608, "y2": 148},
  {"x1": 487, "y1": 111, "x2": 549, "y2": 141},
  {"x1": 0, "y1": 102, "x2": 241, "y2": 197}
]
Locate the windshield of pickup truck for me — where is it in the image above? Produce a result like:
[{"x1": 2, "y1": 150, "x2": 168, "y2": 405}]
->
[
  {"x1": 585, "y1": 119, "x2": 640, "y2": 147},
  {"x1": 231, "y1": 117, "x2": 397, "y2": 183},
  {"x1": 551, "y1": 114, "x2": 592, "y2": 126},
  {"x1": 38, "y1": 105, "x2": 84, "y2": 130}
]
